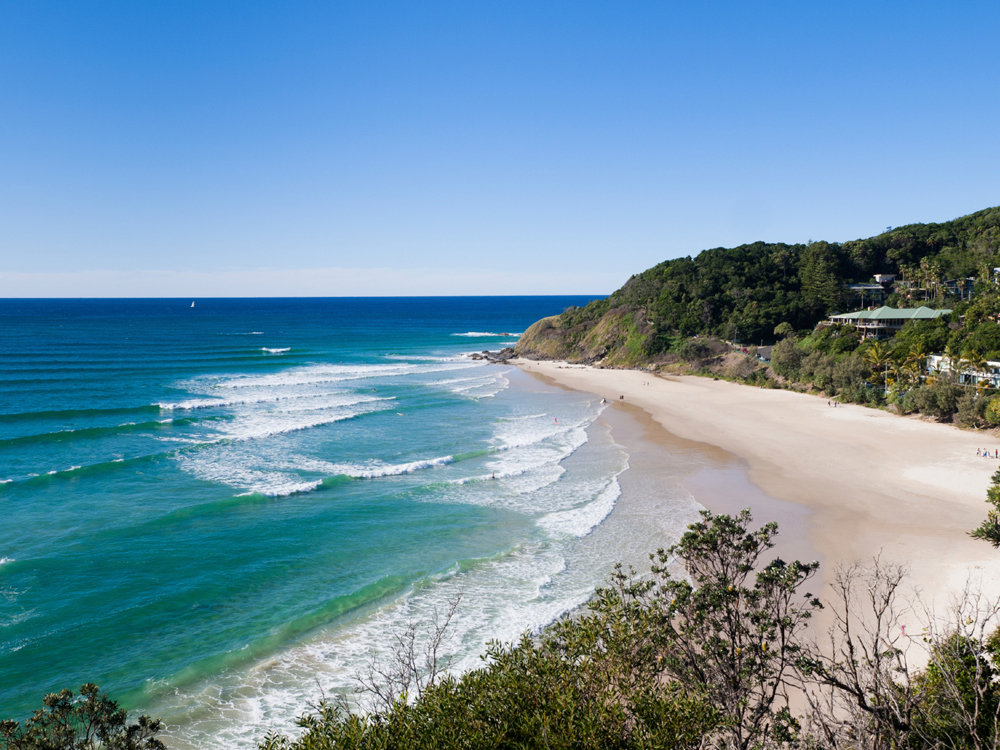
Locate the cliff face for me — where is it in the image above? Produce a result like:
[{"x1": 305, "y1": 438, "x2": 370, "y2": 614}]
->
[{"x1": 513, "y1": 307, "x2": 656, "y2": 367}]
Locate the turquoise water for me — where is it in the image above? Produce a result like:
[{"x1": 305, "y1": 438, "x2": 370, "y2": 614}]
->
[{"x1": 0, "y1": 297, "x2": 693, "y2": 747}]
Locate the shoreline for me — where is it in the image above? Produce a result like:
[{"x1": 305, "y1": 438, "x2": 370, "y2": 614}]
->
[{"x1": 517, "y1": 359, "x2": 1000, "y2": 608}]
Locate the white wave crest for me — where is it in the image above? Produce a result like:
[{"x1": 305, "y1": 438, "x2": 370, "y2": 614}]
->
[
  {"x1": 0, "y1": 557, "x2": 13, "y2": 564},
  {"x1": 210, "y1": 361, "x2": 480, "y2": 390},
  {"x1": 261, "y1": 348, "x2": 291, "y2": 353},
  {"x1": 536, "y1": 471, "x2": 624, "y2": 538},
  {"x1": 157, "y1": 391, "x2": 355, "y2": 410},
  {"x1": 236, "y1": 480, "x2": 325, "y2": 498},
  {"x1": 330, "y1": 456, "x2": 453, "y2": 479}
]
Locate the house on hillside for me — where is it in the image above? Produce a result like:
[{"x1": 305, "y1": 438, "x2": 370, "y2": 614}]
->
[
  {"x1": 846, "y1": 274, "x2": 896, "y2": 309},
  {"x1": 927, "y1": 354, "x2": 1000, "y2": 388},
  {"x1": 827, "y1": 306, "x2": 951, "y2": 340}
]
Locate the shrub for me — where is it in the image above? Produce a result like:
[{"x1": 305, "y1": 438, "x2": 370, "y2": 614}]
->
[
  {"x1": 261, "y1": 510, "x2": 820, "y2": 750},
  {"x1": 679, "y1": 339, "x2": 710, "y2": 362},
  {"x1": 0, "y1": 684, "x2": 164, "y2": 750},
  {"x1": 957, "y1": 392, "x2": 988, "y2": 428},
  {"x1": 770, "y1": 339, "x2": 803, "y2": 378},
  {"x1": 896, "y1": 391, "x2": 918, "y2": 415},
  {"x1": 985, "y1": 397, "x2": 1000, "y2": 426},
  {"x1": 913, "y1": 381, "x2": 963, "y2": 420},
  {"x1": 831, "y1": 351, "x2": 869, "y2": 392},
  {"x1": 773, "y1": 322, "x2": 795, "y2": 339},
  {"x1": 725, "y1": 356, "x2": 760, "y2": 380}
]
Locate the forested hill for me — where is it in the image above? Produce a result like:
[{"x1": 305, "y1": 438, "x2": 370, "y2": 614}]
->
[{"x1": 515, "y1": 206, "x2": 1000, "y2": 366}]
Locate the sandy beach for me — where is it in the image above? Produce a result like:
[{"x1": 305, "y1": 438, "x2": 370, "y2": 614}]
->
[{"x1": 517, "y1": 359, "x2": 1000, "y2": 610}]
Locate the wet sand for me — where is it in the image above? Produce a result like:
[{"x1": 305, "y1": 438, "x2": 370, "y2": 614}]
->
[{"x1": 518, "y1": 360, "x2": 1000, "y2": 609}]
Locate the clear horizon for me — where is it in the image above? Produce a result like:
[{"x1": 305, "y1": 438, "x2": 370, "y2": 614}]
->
[{"x1": 1, "y1": 1, "x2": 998, "y2": 297}]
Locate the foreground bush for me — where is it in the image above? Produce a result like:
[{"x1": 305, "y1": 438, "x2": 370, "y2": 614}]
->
[
  {"x1": 0, "y1": 684, "x2": 163, "y2": 750},
  {"x1": 261, "y1": 510, "x2": 820, "y2": 750}
]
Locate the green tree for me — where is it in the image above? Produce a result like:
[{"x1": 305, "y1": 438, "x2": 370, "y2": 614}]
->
[
  {"x1": 986, "y1": 397, "x2": 1000, "y2": 426},
  {"x1": 799, "y1": 243, "x2": 843, "y2": 315},
  {"x1": 0, "y1": 684, "x2": 164, "y2": 750},
  {"x1": 647, "y1": 510, "x2": 820, "y2": 750},
  {"x1": 911, "y1": 633, "x2": 1000, "y2": 749},
  {"x1": 913, "y1": 380, "x2": 962, "y2": 420},
  {"x1": 971, "y1": 468, "x2": 1000, "y2": 548},
  {"x1": 261, "y1": 510, "x2": 820, "y2": 750},
  {"x1": 773, "y1": 321, "x2": 795, "y2": 339},
  {"x1": 770, "y1": 338, "x2": 803, "y2": 378}
]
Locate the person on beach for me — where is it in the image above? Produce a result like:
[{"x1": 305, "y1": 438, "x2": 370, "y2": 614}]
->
[{"x1": 978, "y1": 448, "x2": 982, "y2": 456}]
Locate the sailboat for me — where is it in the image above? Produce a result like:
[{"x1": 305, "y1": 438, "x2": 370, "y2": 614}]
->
[{"x1": 190, "y1": 301, "x2": 195, "y2": 308}]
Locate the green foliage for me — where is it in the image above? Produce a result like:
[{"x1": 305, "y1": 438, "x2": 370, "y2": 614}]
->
[
  {"x1": 773, "y1": 322, "x2": 796, "y2": 339},
  {"x1": 0, "y1": 684, "x2": 164, "y2": 750},
  {"x1": 544, "y1": 207, "x2": 1000, "y2": 359},
  {"x1": 985, "y1": 397, "x2": 1000, "y2": 426},
  {"x1": 962, "y1": 321, "x2": 1000, "y2": 360},
  {"x1": 971, "y1": 468, "x2": 1000, "y2": 547},
  {"x1": 770, "y1": 338, "x2": 803, "y2": 378},
  {"x1": 893, "y1": 318, "x2": 952, "y2": 356},
  {"x1": 956, "y1": 392, "x2": 988, "y2": 428},
  {"x1": 261, "y1": 510, "x2": 820, "y2": 750},
  {"x1": 649, "y1": 510, "x2": 820, "y2": 750},
  {"x1": 913, "y1": 380, "x2": 963, "y2": 420},
  {"x1": 910, "y1": 633, "x2": 1000, "y2": 750},
  {"x1": 832, "y1": 352, "x2": 871, "y2": 399}
]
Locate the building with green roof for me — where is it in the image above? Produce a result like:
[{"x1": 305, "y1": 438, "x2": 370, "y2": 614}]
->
[{"x1": 827, "y1": 306, "x2": 951, "y2": 339}]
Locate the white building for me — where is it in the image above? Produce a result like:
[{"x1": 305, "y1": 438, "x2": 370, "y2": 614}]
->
[{"x1": 926, "y1": 354, "x2": 1000, "y2": 388}]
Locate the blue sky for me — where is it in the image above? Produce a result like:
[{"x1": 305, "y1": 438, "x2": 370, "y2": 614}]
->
[{"x1": 1, "y1": 1, "x2": 998, "y2": 296}]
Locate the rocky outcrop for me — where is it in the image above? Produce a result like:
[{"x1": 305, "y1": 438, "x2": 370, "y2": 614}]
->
[{"x1": 513, "y1": 308, "x2": 656, "y2": 367}]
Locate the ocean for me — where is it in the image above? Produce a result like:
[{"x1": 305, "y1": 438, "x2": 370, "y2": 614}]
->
[{"x1": 0, "y1": 297, "x2": 703, "y2": 748}]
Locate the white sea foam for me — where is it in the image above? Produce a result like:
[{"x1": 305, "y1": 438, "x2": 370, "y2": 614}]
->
[
  {"x1": 216, "y1": 402, "x2": 391, "y2": 443},
  {"x1": 261, "y1": 348, "x2": 290, "y2": 354},
  {"x1": 450, "y1": 332, "x2": 523, "y2": 338},
  {"x1": 0, "y1": 557, "x2": 12, "y2": 564},
  {"x1": 536, "y1": 469, "x2": 625, "y2": 538},
  {"x1": 382, "y1": 354, "x2": 461, "y2": 362},
  {"x1": 203, "y1": 361, "x2": 480, "y2": 390},
  {"x1": 152, "y1": 543, "x2": 590, "y2": 750},
  {"x1": 147, "y1": 355, "x2": 647, "y2": 749},
  {"x1": 328, "y1": 456, "x2": 453, "y2": 479},
  {"x1": 0, "y1": 479, "x2": 11, "y2": 485},
  {"x1": 157, "y1": 391, "x2": 352, "y2": 410},
  {"x1": 427, "y1": 372, "x2": 509, "y2": 399},
  {"x1": 236, "y1": 480, "x2": 325, "y2": 498}
]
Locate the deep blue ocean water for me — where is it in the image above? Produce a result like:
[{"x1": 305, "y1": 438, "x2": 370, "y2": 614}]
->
[{"x1": 1, "y1": 296, "x2": 684, "y2": 747}]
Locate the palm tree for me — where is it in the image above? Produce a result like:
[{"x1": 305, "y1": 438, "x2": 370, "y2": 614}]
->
[
  {"x1": 863, "y1": 341, "x2": 892, "y2": 369},
  {"x1": 901, "y1": 342, "x2": 930, "y2": 386},
  {"x1": 919, "y1": 258, "x2": 931, "y2": 301},
  {"x1": 863, "y1": 341, "x2": 892, "y2": 395},
  {"x1": 943, "y1": 344, "x2": 962, "y2": 382},
  {"x1": 928, "y1": 260, "x2": 944, "y2": 302},
  {"x1": 962, "y1": 349, "x2": 989, "y2": 389}
]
